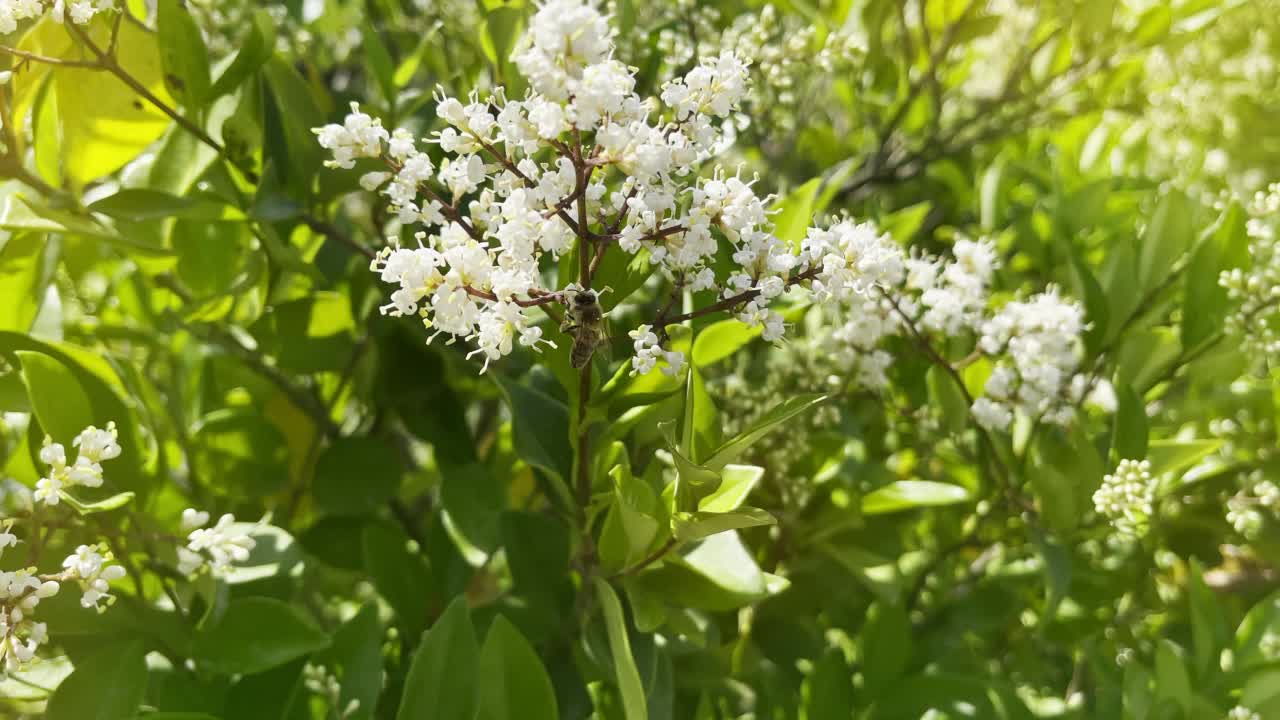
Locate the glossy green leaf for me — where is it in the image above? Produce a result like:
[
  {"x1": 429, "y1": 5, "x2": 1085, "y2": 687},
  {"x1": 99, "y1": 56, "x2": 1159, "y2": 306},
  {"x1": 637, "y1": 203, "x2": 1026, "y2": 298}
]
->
[
  {"x1": 193, "y1": 598, "x2": 329, "y2": 675},
  {"x1": 862, "y1": 480, "x2": 971, "y2": 515},
  {"x1": 702, "y1": 394, "x2": 827, "y2": 472},
  {"x1": 672, "y1": 507, "x2": 775, "y2": 542},
  {"x1": 157, "y1": 0, "x2": 212, "y2": 107},
  {"x1": 313, "y1": 436, "x2": 402, "y2": 516},
  {"x1": 475, "y1": 616, "x2": 559, "y2": 720},
  {"x1": 46, "y1": 640, "x2": 147, "y2": 720},
  {"x1": 398, "y1": 597, "x2": 478, "y2": 720},
  {"x1": 18, "y1": 349, "x2": 93, "y2": 442},
  {"x1": 593, "y1": 578, "x2": 648, "y2": 720},
  {"x1": 773, "y1": 177, "x2": 821, "y2": 249}
]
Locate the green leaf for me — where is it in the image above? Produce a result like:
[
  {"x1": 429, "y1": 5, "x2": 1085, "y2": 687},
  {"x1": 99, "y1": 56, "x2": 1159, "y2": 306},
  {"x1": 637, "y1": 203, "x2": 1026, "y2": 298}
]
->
[
  {"x1": 440, "y1": 460, "x2": 505, "y2": 553},
  {"x1": 861, "y1": 602, "x2": 911, "y2": 698},
  {"x1": 1234, "y1": 589, "x2": 1280, "y2": 669},
  {"x1": 475, "y1": 616, "x2": 559, "y2": 720},
  {"x1": 632, "y1": 531, "x2": 784, "y2": 611},
  {"x1": 157, "y1": 0, "x2": 212, "y2": 107},
  {"x1": 1183, "y1": 202, "x2": 1249, "y2": 349},
  {"x1": 209, "y1": 9, "x2": 275, "y2": 100},
  {"x1": 1138, "y1": 190, "x2": 1196, "y2": 292},
  {"x1": 314, "y1": 604, "x2": 383, "y2": 720},
  {"x1": 362, "y1": 521, "x2": 433, "y2": 639},
  {"x1": 361, "y1": 22, "x2": 397, "y2": 104},
  {"x1": 672, "y1": 507, "x2": 775, "y2": 542},
  {"x1": 501, "y1": 510, "x2": 571, "y2": 600},
  {"x1": 46, "y1": 640, "x2": 147, "y2": 720},
  {"x1": 1153, "y1": 640, "x2": 1192, "y2": 715},
  {"x1": 1147, "y1": 439, "x2": 1224, "y2": 482},
  {"x1": 58, "y1": 490, "x2": 135, "y2": 515},
  {"x1": 691, "y1": 318, "x2": 763, "y2": 368},
  {"x1": 0, "y1": 233, "x2": 48, "y2": 333},
  {"x1": 702, "y1": 394, "x2": 827, "y2": 472},
  {"x1": 313, "y1": 436, "x2": 403, "y2": 516},
  {"x1": 699, "y1": 464, "x2": 764, "y2": 513},
  {"x1": 803, "y1": 650, "x2": 854, "y2": 719},
  {"x1": 0, "y1": 334, "x2": 150, "y2": 496},
  {"x1": 191, "y1": 408, "x2": 290, "y2": 498},
  {"x1": 772, "y1": 177, "x2": 821, "y2": 249},
  {"x1": 927, "y1": 366, "x2": 969, "y2": 435},
  {"x1": 88, "y1": 189, "x2": 236, "y2": 222},
  {"x1": 682, "y1": 362, "x2": 720, "y2": 464},
  {"x1": 398, "y1": 597, "x2": 478, "y2": 720},
  {"x1": 14, "y1": 16, "x2": 175, "y2": 186},
  {"x1": 1112, "y1": 382, "x2": 1149, "y2": 461},
  {"x1": 862, "y1": 480, "x2": 971, "y2": 515},
  {"x1": 261, "y1": 57, "x2": 324, "y2": 197},
  {"x1": 17, "y1": 349, "x2": 92, "y2": 442},
  {"x1": 193, "y1": 597, "x2": 329, "y2": 675},
  {"x1": 495, "y1": 375, "x2": 573, "y2": 485},
  {"x1": 482, "y1": 7, "x2": 524, "y2": 69},
  {"x1": 1188, "y1": 559, "x2": 1227, "y2": 681},
  {"x1": 593, "y1": 578, "x2": 648, "y2": 720},
  {"x1": 599, "y1": 461, "x2": 664, "y2": 572}
]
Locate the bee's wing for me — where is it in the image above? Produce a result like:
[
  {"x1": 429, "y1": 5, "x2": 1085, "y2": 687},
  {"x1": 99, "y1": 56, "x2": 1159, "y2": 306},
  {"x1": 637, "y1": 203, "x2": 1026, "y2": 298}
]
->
[{"x1": 598, "y1": 315, "x2": 615, "y2": 363}]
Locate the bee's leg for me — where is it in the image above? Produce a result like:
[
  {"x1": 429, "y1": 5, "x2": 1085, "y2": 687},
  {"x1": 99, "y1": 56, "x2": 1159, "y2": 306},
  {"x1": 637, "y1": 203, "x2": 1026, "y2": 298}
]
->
[{"x1": 560, "y1": 319, "x2": 579, "y2": 335}]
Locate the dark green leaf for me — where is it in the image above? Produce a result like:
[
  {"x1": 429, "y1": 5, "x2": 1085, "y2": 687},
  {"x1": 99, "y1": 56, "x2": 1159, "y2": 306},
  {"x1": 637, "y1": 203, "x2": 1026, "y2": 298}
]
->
[
  {"x1": 398, "y1": 597, "x2": 479, "y2": 720},
  {"x1": 193, "y1": 598, "x2": 329, "y2": 675},
  {"x1": 157, "y1": 0, "x2": 212, "y2": 107},
  {"x1": 46, "y1": 640, "x2": 147, "y2": 720},
  {"x1": 476, "y1": 616, "x2": 559, "y2": 720}
]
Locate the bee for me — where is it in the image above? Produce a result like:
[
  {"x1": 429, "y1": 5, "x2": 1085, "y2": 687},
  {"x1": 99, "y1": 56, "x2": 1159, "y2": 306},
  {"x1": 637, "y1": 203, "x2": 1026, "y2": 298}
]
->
[{"x1": 561, "y1": 287, "x2": 609, "y2": 369}]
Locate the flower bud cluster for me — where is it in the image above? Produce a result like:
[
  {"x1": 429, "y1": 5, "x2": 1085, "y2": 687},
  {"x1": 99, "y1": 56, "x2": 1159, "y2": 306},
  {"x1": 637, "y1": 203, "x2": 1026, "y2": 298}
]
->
[
  {"x1": 177, "y1": 509, "x2": 257, "y2": 576},
  {"x1": 1226, "y1": 470, "x2": 1280, "y2": 538},
  {"x1": 34, "y1": 423, "x2": 122, "y2": 506},
  {"x1": 1, "y1": 533, "x2": 126, "y2": 672},
  {"x1": 1220, "y1": 182, "x2": 1280, "y2": 358},
  {"x1": 1092, "y1": 459, "x2": 1155, "y2": 538}
]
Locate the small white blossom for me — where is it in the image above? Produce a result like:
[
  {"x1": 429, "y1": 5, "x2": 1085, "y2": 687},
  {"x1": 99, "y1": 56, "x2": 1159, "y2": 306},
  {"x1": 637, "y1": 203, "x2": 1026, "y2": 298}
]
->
[
  {"x1": 184, "y1": 514, "x2": 257, "y2": 576},
  {"x1": 1092, "y1": 459, "x2": 1155, "y2": 537}
]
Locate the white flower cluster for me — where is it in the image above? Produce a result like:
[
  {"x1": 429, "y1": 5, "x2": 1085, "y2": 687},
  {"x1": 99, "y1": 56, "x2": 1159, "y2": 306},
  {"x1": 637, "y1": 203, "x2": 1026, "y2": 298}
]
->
[
  {"x1": 177, "y1": 509, "x2": 256, "y2": 576},
  {"x1": 1221, "y1": 182, "x2": 1280, "y2": 358},
  {"x1": 34, "y1": 422, "x2": 122, "y2": 506},
  {"x1": 1226, "y1": 471, "x2": 1280, "y2": 538},
  {"x1": 60, "y1": 543, "x2": 126, "y2": 609},
  {"x1": 0, "y1": 0, "x2": 111, "y2": 32},
  {"x1": 1228, "y1": 706, "x2": 1262, "y2": 720},
  {"x1": 304, "y1": 663, "x2": 363, "y2": 719},
  {"x1": 1092, "y1": 459, "x2": 1155, "y2": 538},
  {"x1": 785, "y1": 233, "x2": 1086, "y2": 430},
  {"x1": 628, "y1": 325, "x2": 685, "y2": 377},
  {"x1": 0, "y1": 533, "x2": 125, "y2": 672},
  {"x1": 973, "y1": 288, "x2": 1087, "y2": 431},
  {"x1": 318, "y1": 0, "x2": 895, "y2": 376}
]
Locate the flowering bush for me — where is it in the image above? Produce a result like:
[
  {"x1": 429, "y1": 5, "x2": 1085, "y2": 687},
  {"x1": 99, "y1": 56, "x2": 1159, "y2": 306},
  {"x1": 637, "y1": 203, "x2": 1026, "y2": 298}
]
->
[{"x1": 1, "y1": 0, "x2": 1279, "y2": 718}]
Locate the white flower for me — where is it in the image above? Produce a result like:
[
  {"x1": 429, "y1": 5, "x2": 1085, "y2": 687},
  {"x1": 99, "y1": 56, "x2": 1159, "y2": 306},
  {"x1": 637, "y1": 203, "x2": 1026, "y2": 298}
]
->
[
  {"x1": 314, "y1": 103, "x2": 389, "y2": 169},
  {"x1": 73, "y1": 422, "x2": 120, "y2": 463},
  {"x1": 181, "y1": 508, "x2": 211, "y2": 531},
  {"x1": 185, "y1": 514, "x2": 256, "y2": 575},
  {"x1": 61, "y1": 545, "x2": 126, "y2": 610},
  {"x1": 1092, "y1": 459, "x2": 1155, "y2": 537},
  {"x1": 971, "y1": 397, "x2": 1013, "y2": 432},
  {"x1": 34, "y1": 424, "x2": 124, "y2": 505},
  {"x1": 1228, "y1": 706, "x2": 1261, "y2": 720}
]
